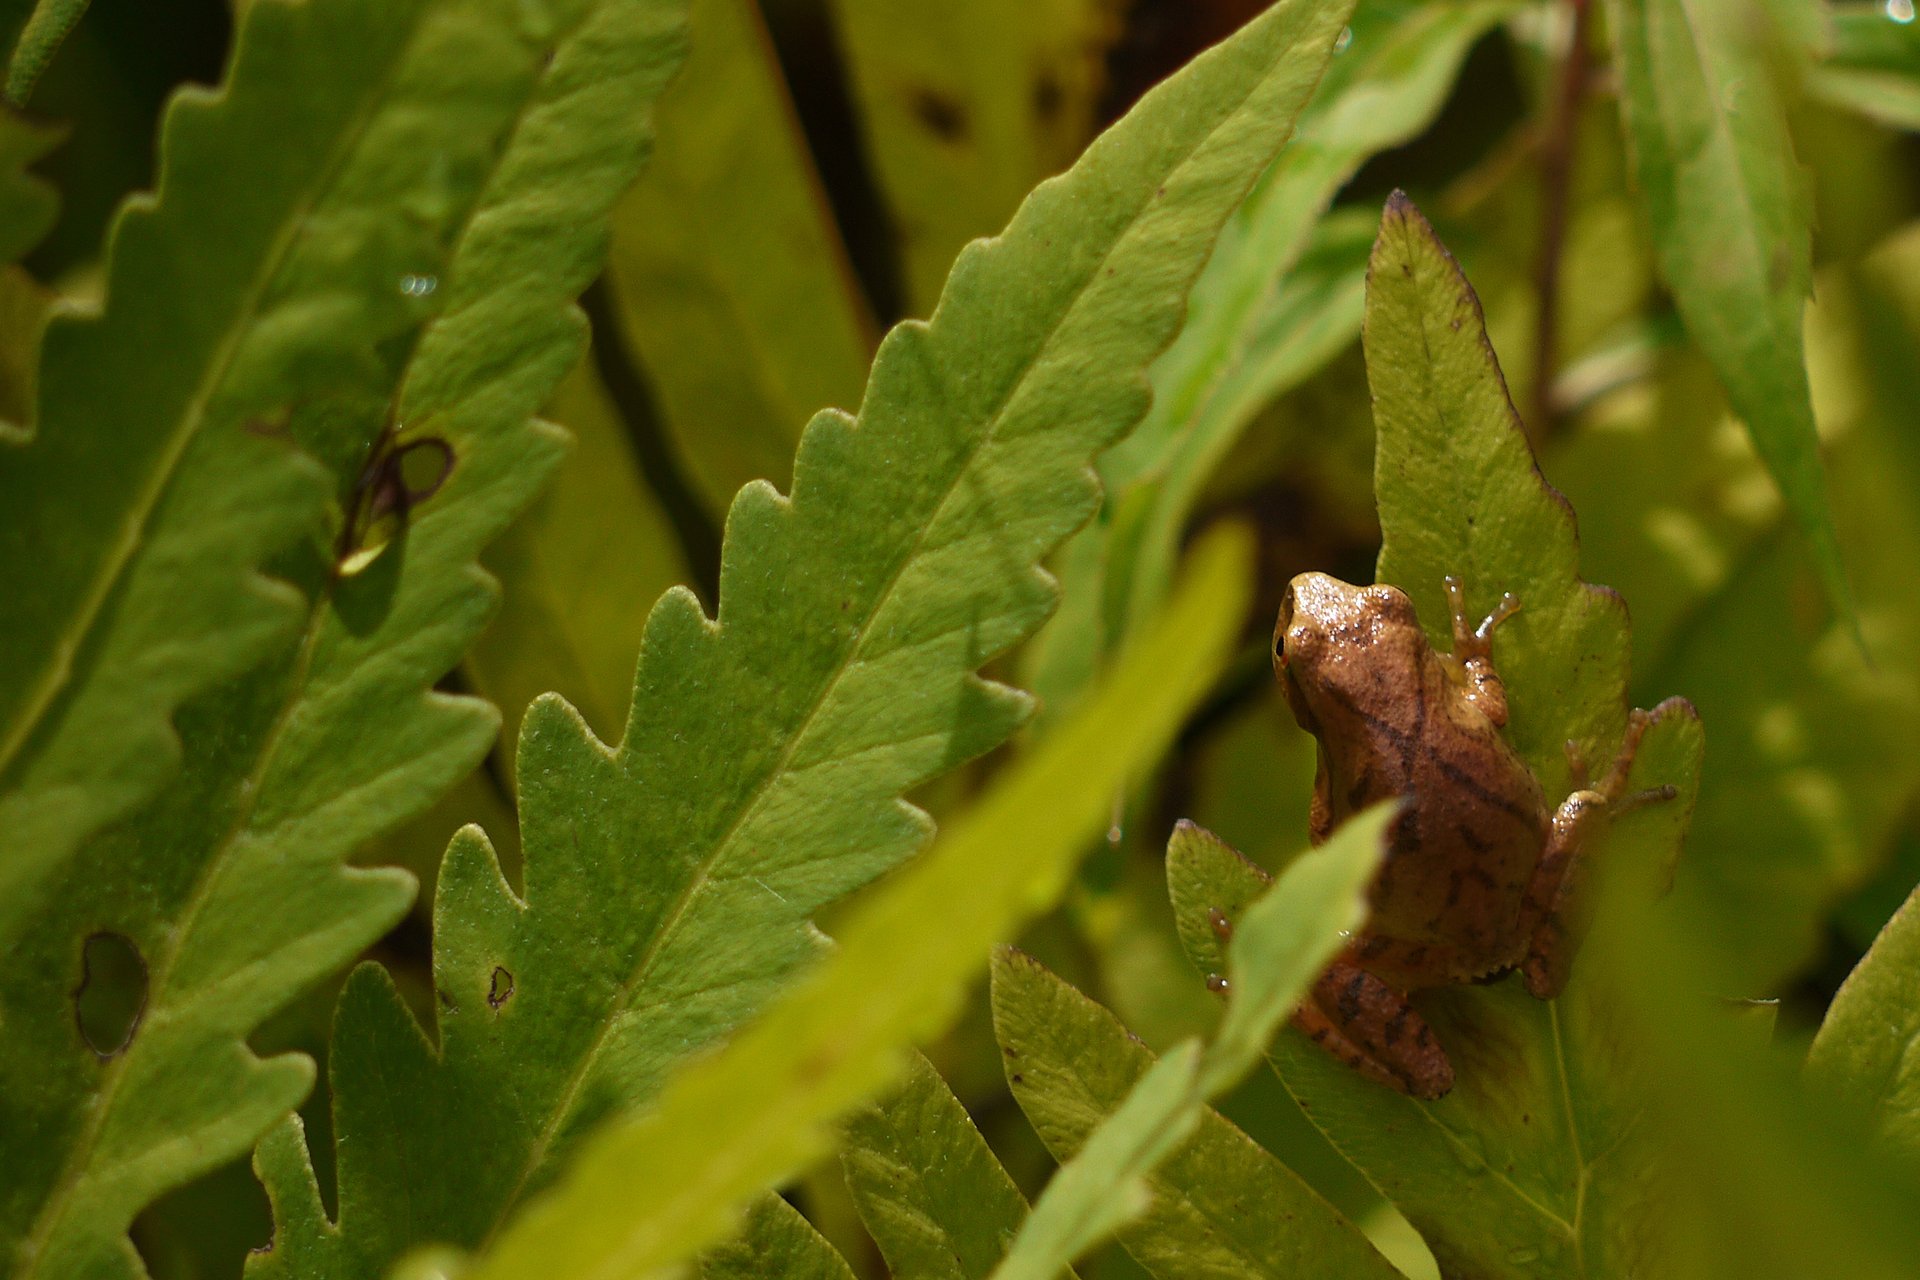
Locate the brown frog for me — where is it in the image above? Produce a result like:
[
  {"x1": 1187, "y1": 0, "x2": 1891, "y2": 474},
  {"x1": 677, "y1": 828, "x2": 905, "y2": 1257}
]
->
[{"x1": 1269, "y1": 571, "x2": 1668, "y2": 1099}]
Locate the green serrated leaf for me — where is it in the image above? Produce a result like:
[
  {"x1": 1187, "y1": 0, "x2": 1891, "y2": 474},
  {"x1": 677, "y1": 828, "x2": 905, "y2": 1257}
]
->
[
  {"x1": 1029, "y1": 0, "x2": 1514, "y2": 723},
  {"x1": 0, "y1": 0, "x2": 412, "y2": 955},
  {"x1": 697, "y1": 1194, "x2": 858, "y2": 1280},
  {"x1": 1, "y1": 0, "x2": 691, "y2": 1275},
  {"x1": 988, "y1": 810, "x2": 1389, "y2": 1280},
  {"x1": 1164, "y1": 196, "x2": 1706, "y2": 1280},
  {"x1": 467, "y1": 351, "x2": 693, "y2": 754},
  {"x1": 1807, "y1": 884, "x2": 1920, "y2": 1163},
  {"x1": 469, "y1": 526, "x2": 1253, "y2": 1280},
  {"x1": 603, "y1": 0, "x2": 875, "y2": 518},
  {"x1": 1608, "y1": 0, "x2": 1857, "y2": 636},
  {"x1": 990, "y1": 926, "x2": 1398, "y2": 1280},
  {"x1": 842, "y1": 1052, "x2": 1033, "y2": 1280},
  {"x1": 257, "y1": 4, "x2": 1352, "y2": 1271},
  {"x1": 826, "y1": 0, "x2": 1125, "y2": 313}
]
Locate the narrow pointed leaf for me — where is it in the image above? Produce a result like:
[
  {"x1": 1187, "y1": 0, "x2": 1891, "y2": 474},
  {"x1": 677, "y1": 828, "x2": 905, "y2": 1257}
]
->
[
  {"x1": 1608, "y1": 0, "x2": 1855, "y2": 633},
  {"x1": 260, "y1": 5, "x2": 1354, "y2": 1271},
  {"x1": 988, "y1": 810, "x2": 1389, "y2": 1280},
  {"x1": 603, "y1": 0, "x2": 875, "y2": 517},
  {"x1": 842, "y1": 1053, "x2": 1033, "y2": 1280},
  {"x1": 992, "y1": 895, "x2": 1398, "y2": 1276},
  {"x1": 698, "y1": 1195, "x2": 857, "y2": 1280},
  {"x1": 3, "y1": 1, "x2": 692, "y2": 1275},
  {"x1": 470, "y1": 527, "x2": 1252, "y2": 1280}
]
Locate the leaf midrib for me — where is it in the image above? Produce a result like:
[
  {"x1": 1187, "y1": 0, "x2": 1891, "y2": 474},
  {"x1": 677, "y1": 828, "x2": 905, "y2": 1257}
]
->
[
  {"x1": 0, "y1": 14, "x2": 419, "y2": 783},
  {"x1": 482, "y1": 51, "x2": 1296, "y2": 1247}
]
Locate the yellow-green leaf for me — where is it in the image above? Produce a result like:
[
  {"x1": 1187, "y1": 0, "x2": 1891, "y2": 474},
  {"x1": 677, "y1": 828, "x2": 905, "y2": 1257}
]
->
[{"x1": 603, "y1": 0, "x2": 875, "y2": 517}]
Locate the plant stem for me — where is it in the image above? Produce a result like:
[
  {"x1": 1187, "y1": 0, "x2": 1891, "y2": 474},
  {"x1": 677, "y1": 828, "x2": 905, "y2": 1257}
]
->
[{"x1": 1530, "y1": 0, "x2": 1593, "y2": 440}]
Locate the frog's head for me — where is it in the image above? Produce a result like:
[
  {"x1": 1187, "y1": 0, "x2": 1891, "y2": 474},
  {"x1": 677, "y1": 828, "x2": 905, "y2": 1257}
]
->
[{"x1": 1274, "y1": 572, "x2": 1425, "y2": 732}]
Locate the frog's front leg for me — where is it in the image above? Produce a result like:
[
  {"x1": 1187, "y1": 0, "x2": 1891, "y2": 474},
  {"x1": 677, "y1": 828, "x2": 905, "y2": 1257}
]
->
[
  {"x1": 1522, "y1": 710, "x2": 1676, "y2": 998},
  {"x1": 1295, "y1": 959, "x2": 1454, "y2": 1099},
  {"x1": 1440, "y1": 575, "x2": 1521, "y2": 726}
]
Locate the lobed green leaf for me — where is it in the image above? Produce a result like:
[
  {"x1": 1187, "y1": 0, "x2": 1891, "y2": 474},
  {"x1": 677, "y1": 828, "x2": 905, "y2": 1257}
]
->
[
  {"x1": 2, "y1": 0, "x2": 692, "y2": 1274},
  {"x1": 259, "y1": 5, "x2": 1354, "y2": 1271},
  {"x1": 467, "y1": 526, "x2": 1253, "y2": 1280}
]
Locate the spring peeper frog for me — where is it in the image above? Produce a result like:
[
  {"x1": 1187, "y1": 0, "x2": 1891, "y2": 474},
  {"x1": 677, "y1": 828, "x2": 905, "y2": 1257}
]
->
[{"x1": 1269, "y1": 571, "x2": 1668, "y2": 1100}]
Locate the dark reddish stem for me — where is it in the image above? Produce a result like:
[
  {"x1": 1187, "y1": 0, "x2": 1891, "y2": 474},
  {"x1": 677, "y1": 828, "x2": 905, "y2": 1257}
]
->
[{"x1": 1530, "y1": 0, "x2": 1594, "y2": 440}]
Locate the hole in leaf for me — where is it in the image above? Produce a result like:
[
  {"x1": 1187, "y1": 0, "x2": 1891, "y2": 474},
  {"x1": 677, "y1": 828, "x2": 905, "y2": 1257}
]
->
[
  {"x1": 488, "y1": 966, "x2": 514, "y2": 1010},
  {"x1": 75, "y1": 932, "x2": 147, "y2": 1056},
  {"x1": 335, "y1": 434, "x2": 455, "y2": 577},
  {"x1": 391, "y1": 436, "x2": 455, "y2": 505}
]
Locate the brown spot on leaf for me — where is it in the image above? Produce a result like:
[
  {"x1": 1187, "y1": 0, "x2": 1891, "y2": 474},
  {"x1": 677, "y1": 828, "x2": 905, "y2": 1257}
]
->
[{"x1": 909, "y1": 88, "x2": 967, "y2": 142}]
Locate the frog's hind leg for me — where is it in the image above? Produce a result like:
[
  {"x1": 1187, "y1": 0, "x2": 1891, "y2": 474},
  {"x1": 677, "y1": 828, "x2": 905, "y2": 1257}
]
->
[
  {"x1": 1295, "y1": 960, "x2": 1454, "y2": 1099},
  {"x1": 1522, "y1": 711, "x2": 1677, "y2": 998}
]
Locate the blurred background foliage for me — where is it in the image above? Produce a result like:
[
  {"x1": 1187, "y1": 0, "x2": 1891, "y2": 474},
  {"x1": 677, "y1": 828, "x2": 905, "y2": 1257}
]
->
[{"x1": 26, "y1": 0, "x2": 1918, "y2": 1275}]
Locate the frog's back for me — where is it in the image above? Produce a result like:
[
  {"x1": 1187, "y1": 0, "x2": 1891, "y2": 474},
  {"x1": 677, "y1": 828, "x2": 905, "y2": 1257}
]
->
[{"x1": 1327, "y1": 660, "x2": 1550, "y2": 978}]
